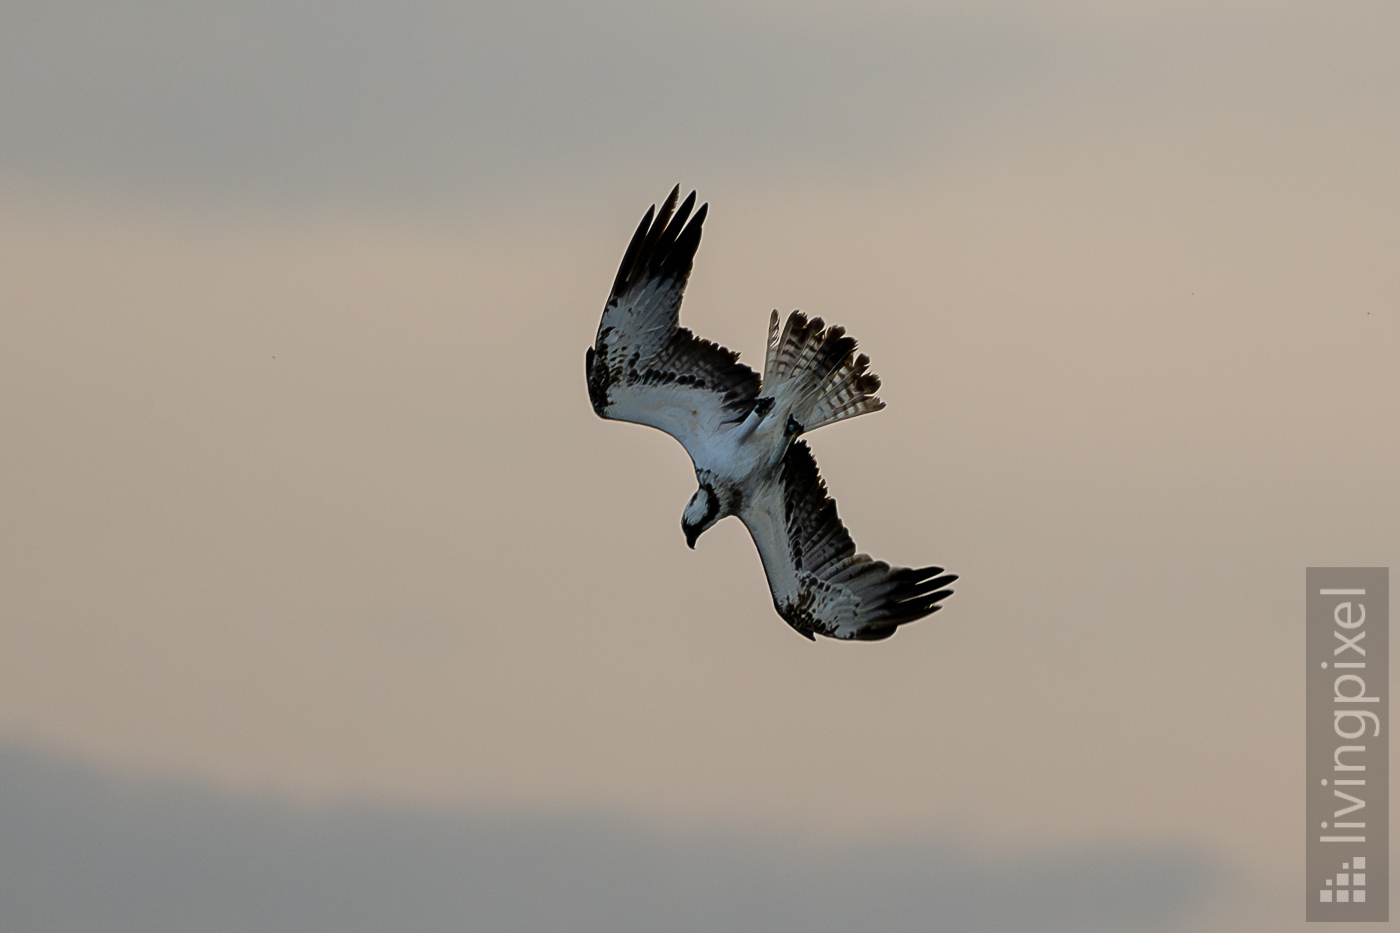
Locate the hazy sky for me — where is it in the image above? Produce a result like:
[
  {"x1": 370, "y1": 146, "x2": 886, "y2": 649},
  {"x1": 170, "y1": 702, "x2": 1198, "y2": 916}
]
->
[{"x1": 1, "y1": 2, "x2": 1397, "y2": 930}]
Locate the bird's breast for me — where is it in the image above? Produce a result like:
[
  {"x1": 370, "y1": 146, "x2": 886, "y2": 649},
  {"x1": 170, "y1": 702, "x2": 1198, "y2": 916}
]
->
[{"x1": 693, "y1": 419, "x2": 785, "y2": 491}]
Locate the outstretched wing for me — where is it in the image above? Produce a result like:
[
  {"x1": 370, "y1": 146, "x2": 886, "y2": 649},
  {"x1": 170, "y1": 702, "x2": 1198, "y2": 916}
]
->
[
  {"x1": 586, "y1": 187, "x2": 760, "y2": 462},
  {"x1": 739, "y1": 441, "x2": 956, "y2": 640}
]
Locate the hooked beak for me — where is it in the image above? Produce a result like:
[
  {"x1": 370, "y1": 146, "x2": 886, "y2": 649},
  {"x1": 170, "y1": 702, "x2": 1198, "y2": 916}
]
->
[{"x1": 684, "y1": 527, "x2": 699, "y2": 549}]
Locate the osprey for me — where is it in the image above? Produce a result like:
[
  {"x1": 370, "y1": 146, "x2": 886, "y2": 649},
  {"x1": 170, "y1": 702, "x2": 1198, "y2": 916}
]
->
[{"x1": 586, "y1": 188, "x2": 956, "y2": 640}]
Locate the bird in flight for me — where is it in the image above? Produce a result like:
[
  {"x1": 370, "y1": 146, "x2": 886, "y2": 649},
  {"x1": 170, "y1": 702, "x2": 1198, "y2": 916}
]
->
[{"x1": 586, "y1": 188, "x2": 956, "y2": 640}]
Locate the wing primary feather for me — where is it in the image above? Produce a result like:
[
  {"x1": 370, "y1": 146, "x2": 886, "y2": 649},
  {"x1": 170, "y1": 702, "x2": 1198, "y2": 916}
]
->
[
  {"x1": 649, "y1": 190, "x2": 696, "y2": 271},
  {"x1": 607, "y1": 189, "x2": 707, "y2": 309},
  {"x1": 610, "y1": 206, "x2": 656, "y2": 298},
  {"x1": 642, "y1": 186, "x2": 682, "y2": 260},
  {"x1": 663, "y1": 202, "x2": 707, "y2": 280}
]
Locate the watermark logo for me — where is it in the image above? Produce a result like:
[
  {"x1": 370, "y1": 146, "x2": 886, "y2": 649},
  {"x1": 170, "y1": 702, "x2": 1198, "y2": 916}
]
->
[
  {"x1": 1307, "y1": 568, "x2": 1388, "y2": 922},
  {"x1": 1319, "y1": 856, "x2": 1367, "y2": 904}
]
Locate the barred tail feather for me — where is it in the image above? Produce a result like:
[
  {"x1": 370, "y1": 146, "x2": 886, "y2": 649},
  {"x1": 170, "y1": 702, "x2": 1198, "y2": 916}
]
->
[
  {"x1": 762, "y1": 310, "x2": 885, "y2": 430},
  {"x1": 806, "y1": 352, "x2": 884, "y2": 431}
]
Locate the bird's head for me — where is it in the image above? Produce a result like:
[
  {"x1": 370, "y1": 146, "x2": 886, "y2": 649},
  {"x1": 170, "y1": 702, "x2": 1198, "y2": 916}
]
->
[{"x1": 681, "y1": 483, "x2": 721, "y2": 549}]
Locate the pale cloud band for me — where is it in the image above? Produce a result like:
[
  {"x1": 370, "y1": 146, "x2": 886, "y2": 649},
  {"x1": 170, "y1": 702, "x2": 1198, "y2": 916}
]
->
[{"x1": 0, "y1": 743, "x2": 1217, "y2": 933}]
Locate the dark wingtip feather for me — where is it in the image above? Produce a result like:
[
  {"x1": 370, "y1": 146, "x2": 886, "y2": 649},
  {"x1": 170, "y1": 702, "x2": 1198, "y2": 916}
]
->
[
  {"x1": 876, "y1": 567, "x2": 957, "y2": 629},
  {"x1": 609, "y1": 188, "x2": 708, "y2": 305},
  {"x1": 610, "y1": 206, "x2": 655, "y2": 297},
  {"x1": 853, "y1": 624, "x2": 900, "y2": 642}
]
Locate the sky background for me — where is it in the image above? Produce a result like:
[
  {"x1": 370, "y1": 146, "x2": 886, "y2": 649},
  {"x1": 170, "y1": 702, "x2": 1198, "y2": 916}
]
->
[{"x1": 1, "y1": 1, "x2": 1398, "y2": 930}]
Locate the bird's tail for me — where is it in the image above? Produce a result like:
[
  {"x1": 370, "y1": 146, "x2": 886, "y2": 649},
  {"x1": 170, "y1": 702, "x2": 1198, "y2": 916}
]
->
[{"x1": 762, "y1": 310, "x2": 884, "y2": 431}]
